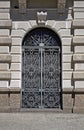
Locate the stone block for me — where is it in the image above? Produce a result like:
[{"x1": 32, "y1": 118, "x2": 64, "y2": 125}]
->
[
  {"x1": 74, "y1": 29, "x2": 84, "y2": 36},
  {"x1": 63, "y1": 72, "x2": 73, "y2": 80},
  {"x1": 63, "y1": 80, "x2": 73, "y2": 88},
  {"x1": 63, "y1": 63, "x2": 73, "y2": 70},
  {"x1": 63, "y1": 88, "x2": 73, "y2": 93},
  {"x1": 9, "y1": 80, "x2": 21, "y2": 88},
  {"x1": 0, "y1": 13, "x2": 10, "y2": 20},
  {"x1": 63, "y1": 54, "x2": 72, "y2": 63},
  {"x1": 73, "y1": 72, "x2": 84, "y2": 80},
  {"x1": 62, "y1": 37, "x2": 72, "y2": 46},
  {"x1": 54, "y1": 21, "x2": 66, "y2": 30},
  {"x1": 62, "y1": 46, "x2": 73, "y2": 54},
  {"x1": 46, "y1": 20, "x2": 56, "y2": 28},
  {"x1": 11, "y1": 29, "x2": 26, "y2": 38},
  {"x1": 11, "y1": 55, "x2": 21, "y2": 63},
  {"x1": 57, "y1": 0, "x2": 66, "y2": 13},
  {"x1": 73, "y1": 20, "x2": 84, "y2": 28},
  {"x1": 58, "y1": 29, "x2": 71, "y2": 37},
  {"x1": 66, "y1": 21, "x2": 72, "y2": 29},
  {"x1": 67, "y1": 12, "x2": 72, "y2": 20},
  {"x1": 73, "y1": 54, "x2": 84, "y2": 62},
  {"x1": 11, "y1": 71, "x2": 21, "y2": 80},
  {"x1": 0, "y1": 63, "x2": 9, "y2": 71},
  {"x1": 74, "y1": 46, "x2": 84, "y2": 54},
  {"x1": 74, "y1": 94, "x2": 84, "y2": 108},
  {"x1": 10, "y1": 93, "x2": 20, "y2": 108},
  {"x1": 73, "y1": 36, "x2": 84, "y2": 45},
  {"x1": 0, "y1": 37, "x2": 11, "y2": 46},
  {"x1": 0, "y1": 9, "x2": 10, "y2": 13},
  {"x1": 11, "y1": 63, "x2": 21, "y2": 71},
  {"x1": 54, "y1": 21, "x2": 71, "y2": 30},
  {"x1": 12, "y1": 21, "x2": 31, "y2": 30},
  {"x1": 0, "y1": 81, "x2": 8, "y2": 87},
  {"x1": 0, "y1": 29, "x2": 9, "y2": 37},
  {"x1": 75, "y1": 63, "x2": 84, "y2": 71},
  {"x1": 73, "y1": 8, "x2": 84, "y2": 12},
  {"x1": 0, "y1": 46, "x2": 9, "y2": 54},
  {"x1": 11, "y1": 46, "x2": 21, "y2": 54},
  {"x1": 0, "y1": 1, "x2": 10, "y2": 9},
  {"x1": 0, "y1": 54, "x2": 11, "y2": 63},
  {"x1": 0, "y1": 94, "x2": 9, "y2": 106},
  {"x1": 19, "y1": 0, "x2": 26, "y2": 14},
  {"x1": 75, "y1": 81, "x2": 84, "y2": 88},
  {"x1": 0, "y1": 71, "x2": 11, "y2": 80},
  {"x1": 74, "y1": 1, "x2": 84, "y2": 8},
  {"x1": 74, "y1": 12, "x2": 84, "y2": 19},
  {"x1": 0, "y1": 20, "x2": 12, "y2": 28},
  {"x1": 29, "y1": 20, "x2": 37, "y2": 27},
  {"x1": 74, "y1": 88, "x2": 84, "y2": 93},
  {"x1": 12, "y1": 38, "x2": 22, "y2": 46},
  {"x1": 63, "y1": 94, "x2": 73, "y2": 109}
]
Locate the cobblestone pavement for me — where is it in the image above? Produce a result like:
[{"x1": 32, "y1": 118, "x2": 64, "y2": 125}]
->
[{"x1": 0, "y1": 113, "x2": 84, "y2": 130}]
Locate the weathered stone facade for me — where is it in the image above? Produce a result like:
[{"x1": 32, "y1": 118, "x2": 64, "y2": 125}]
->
[{"x1": 0, "y1": 0, "x2": 84, "y2": 113}]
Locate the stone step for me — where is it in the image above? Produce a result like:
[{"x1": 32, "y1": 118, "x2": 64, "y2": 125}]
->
[
  {"x1": 0, "y1": 37, "x2": 11, "y2": 46},
  {"x1": 0, "y1": 54, "x2": 11, "y2": 63},
  {"x1": 0, "y1": 20, "x2": 12, "y2": 29}
]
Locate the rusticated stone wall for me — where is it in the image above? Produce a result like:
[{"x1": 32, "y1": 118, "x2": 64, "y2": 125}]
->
[{"x1": 0, "y1": 0, "x2": 84, "y2": 113}]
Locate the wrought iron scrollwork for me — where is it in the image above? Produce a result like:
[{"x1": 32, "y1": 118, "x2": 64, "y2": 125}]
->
[{"x1": 22, "y1": 28, "x2": 61, "y2": 109}]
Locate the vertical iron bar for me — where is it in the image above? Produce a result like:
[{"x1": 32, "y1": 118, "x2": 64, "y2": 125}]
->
[
  {"x1": 40, "y1": 48, "x2": 43, "y2": 108},
  {"x1": 59, "y1": 48, "x2": 61, "y2": 109},
  {"x1": 43, "y1": 49, "x2": 45, "y2": 107}
]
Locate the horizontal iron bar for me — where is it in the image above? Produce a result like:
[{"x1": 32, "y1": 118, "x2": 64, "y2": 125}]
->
[
  {"x1": 23, "y1": 46, "x2": 60, "y2": 49},
  {"x1": 21, "y1": 90, "x2": 61, "y2": 93}
]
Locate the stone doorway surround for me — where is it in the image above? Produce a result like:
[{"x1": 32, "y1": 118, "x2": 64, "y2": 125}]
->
[{"x1": 0, "y1": 0, "x2": 84, "y2": 113}]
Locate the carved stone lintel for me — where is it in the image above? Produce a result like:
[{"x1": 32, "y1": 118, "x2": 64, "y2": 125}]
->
[{"x1": 37, "y1": 11, "x2": 47, "y2": 25}]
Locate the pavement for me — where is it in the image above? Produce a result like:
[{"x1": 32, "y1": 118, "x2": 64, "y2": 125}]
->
[{"x1": 0, "y1": 113, "x2": 84, "y2": 130}]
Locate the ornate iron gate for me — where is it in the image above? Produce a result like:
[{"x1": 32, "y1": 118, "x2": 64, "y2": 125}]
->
[{"x1": 22, "y1": 28, "x2": 61, "y2": 109}]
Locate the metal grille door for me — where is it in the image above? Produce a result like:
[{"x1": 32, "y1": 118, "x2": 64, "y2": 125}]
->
[{"x1": 22, "y1": 28, "x2": 61, "y2": 109}]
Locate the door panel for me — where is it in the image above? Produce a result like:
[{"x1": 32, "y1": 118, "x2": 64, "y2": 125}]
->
[
  {"x1": 22, "y1": 27, "x2": 62, "y2": 109},
  {"x1": 22, "y1": 48, "x2": 41, "y2": 108},
  {"x1": 22, "y1": 47, "x2": 61, "y2": 108}
]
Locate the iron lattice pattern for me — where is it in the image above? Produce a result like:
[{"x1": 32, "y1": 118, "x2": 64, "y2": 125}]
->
[
  {"x1": 23, "y1": 28, "x2": 61, "y2": 46},
  {"x1": 22, "y1": 28, "x2": 61, "y2": 109}
]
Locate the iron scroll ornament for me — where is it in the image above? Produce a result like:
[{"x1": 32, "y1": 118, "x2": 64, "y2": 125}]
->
[{"x1": 22, "y1": 27, "x2": 61, "y2": 46}]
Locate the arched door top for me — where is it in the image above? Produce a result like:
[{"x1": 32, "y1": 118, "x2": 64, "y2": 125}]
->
[{"x1": 22, "y1": 27, "x2": 61, "y2": 47}]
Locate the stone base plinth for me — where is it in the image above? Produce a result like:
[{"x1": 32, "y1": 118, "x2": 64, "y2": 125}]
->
[
  {"x1": 0, "y1": 87, "x2": 20, "y2": 112},
  {"x1": 0, "y1": 88, "x2": 84, "y2": 113}
]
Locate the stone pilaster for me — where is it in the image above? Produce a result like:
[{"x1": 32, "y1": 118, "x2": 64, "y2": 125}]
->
[
  {"x1": 72, "y1": 0, "x2": 84, "y2": 113},
  {"x1": 0, "y1": 1, "x2": 12, "y2": 111}
]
